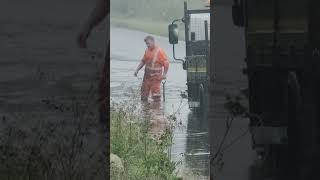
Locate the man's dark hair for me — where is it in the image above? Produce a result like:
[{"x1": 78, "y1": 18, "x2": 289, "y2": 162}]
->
[{"x1": 144, "y1": 35, "x2": 155, "y2": 42}]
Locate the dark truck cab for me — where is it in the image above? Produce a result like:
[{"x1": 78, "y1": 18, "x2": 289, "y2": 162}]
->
[
  {"x1": 233, "y1": 0, "x2": 320, "y2": 179},
  {"x1": 168, "y1": 2, "x2": 210, "y2": 110}
]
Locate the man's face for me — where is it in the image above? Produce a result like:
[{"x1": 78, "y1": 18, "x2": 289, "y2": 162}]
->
[{"x1": 145, "y1": 39, "x2": 155, "y2": 49}]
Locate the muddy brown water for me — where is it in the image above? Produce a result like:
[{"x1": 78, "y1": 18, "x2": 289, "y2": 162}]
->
[
  {"x1": 110, "y1": 26, "x2": 210, "y2": 179},
  {"x1": 1, "y1": 0, "x2": 256, "y2": 178},
  {"x1": 110, "y1": 5, "x2": 257, "y2": 179}
]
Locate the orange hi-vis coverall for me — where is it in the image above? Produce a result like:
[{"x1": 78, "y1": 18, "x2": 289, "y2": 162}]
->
[{"x1": 141, "y1": 46, "x2": 169, "y2": 101}]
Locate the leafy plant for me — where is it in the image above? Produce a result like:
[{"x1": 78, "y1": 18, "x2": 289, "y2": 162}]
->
[{"x1": 110, "y1": 100, "x2": 179, "y2": 180}]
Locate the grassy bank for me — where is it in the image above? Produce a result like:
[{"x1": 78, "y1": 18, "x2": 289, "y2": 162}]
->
[
  {"x1": 110, "y1": 102, "x2": 179, "y2": 180},
  {"x1": 111, "y1": 16, "x2": 169, "y2": 37},
  {"x1": 111, "y1": 16, "x2": 185, "y2": 40},
  {"x1": 110, "y1": 0, "x2": 207, "y2": 39}
]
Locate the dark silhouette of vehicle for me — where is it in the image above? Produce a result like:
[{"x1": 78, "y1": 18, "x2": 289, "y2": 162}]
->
[{"x1": 232, "y1": 0, "x2": 320, "y2": 179}]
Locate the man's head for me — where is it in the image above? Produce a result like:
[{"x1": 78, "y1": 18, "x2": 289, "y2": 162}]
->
[{"x1": 144, "y1": 36, "x2": 155, "y2": 49}]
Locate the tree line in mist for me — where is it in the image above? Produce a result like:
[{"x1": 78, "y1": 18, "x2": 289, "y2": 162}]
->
[{"x1": 110, "y1": 0, "x2": 209, "y2": 21}]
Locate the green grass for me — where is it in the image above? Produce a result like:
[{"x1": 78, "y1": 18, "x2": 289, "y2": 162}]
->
[
  {"x1": 110, "y1": 104, "x2": 179, "y2": 180},
  {"x1": 111, "y1": 16, "x2": 169, "y2": 37}
]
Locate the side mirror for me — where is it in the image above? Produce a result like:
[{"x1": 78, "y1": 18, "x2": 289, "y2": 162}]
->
[{"x1": 168, "y1": 24, "x2": 179, "y2": 44}]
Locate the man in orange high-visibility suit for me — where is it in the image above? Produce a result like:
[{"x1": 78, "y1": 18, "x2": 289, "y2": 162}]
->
[{"x1": 134, "y1": 36, "x2": 169, "y2": 102}]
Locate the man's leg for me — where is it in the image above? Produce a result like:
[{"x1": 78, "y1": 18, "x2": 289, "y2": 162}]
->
[
  {"x1": 151, "y1": 79, "x2": 161, "y2": 102},
  {"x1": 141, "y1": 79, "x2": 150, "y2": 101}
]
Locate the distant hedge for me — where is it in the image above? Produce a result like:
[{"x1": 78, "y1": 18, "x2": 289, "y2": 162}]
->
[{"x1": 110, "y1": 0, "x2": 208, "y2": 21}]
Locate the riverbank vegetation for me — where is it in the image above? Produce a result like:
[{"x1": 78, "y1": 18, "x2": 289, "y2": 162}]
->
[
  {"x1": 111, "y1": 17, "x2": 169, "y2": 38},
  {"x1": 110, "y1": 100, "x2": 180, "y2": 180}
]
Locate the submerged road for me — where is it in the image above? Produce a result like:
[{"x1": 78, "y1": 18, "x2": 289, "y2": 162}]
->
[
  {"x1": 110, "y1": 26, "x2": 210, "y2": 179},
  {"x1": 111, "y1": 5, "x2": 256, "y2": 180}
]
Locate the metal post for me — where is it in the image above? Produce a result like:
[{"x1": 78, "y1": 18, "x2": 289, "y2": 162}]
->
[
  {"x1": 184, "y1": 1, "x2": 190, "y2": 56},
  {"x1": 205, "y1": 20, "x2": 209, "y2": 75},
  {"x1": 205, "y1": 20, "x2": 209, "y2": 42},
  {"x1": 162, "y1": 80, "x2": 166, "y2": 102}
]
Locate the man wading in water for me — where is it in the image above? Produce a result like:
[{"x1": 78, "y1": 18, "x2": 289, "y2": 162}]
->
[
  {"x1": 134, "y1": 36, "x2": 170, "y2": 138},
  {"x1": 134, "y1": 36, "x2": 169, "y2": 102}
]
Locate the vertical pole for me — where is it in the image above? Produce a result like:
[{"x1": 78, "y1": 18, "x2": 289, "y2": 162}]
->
[
  {"x1": 184, "y1": 1, "x2": 190, "y2": 56},
  {"x1": 162, "y1": 81, "x2": 166, "y2": 102},
  {"x1": 205, "y1": 20, "x2": 209, "y2": 42},
  {"x1": 273, "y1": 0, "x2": 279, "y2": 47},
  {"x1": 208, "y1": 0, "x2": 214, "y2": 178},
  {"x1": 205, "y1": 20, "x2": 209, "y2": 75}
]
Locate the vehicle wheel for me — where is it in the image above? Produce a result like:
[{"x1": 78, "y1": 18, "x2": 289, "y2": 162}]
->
[
  {"x1": 195, "y1": 84, "x2": 205, "y2": 114},
  {"x1": 288, "y1": 72, "x2": 301, "y2": 119},
  {"x1": 199, "y1": 84, "x2": 205, "y2": 109},
  {"x1": 287, "y1": 72, "x2": 301, "y2": 178},
  {"x1": 194, "y1": 84, "x2": 206, "y2": 115},
  {"x1": 253, "y1": 73, "x2": 300, "y2": 180},
  {"x1": 248, "y1": 159, "x2": 268, "y2": 180}
]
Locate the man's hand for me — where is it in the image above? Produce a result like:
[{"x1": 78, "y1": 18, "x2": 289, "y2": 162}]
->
[
  {"x1": 77, "y1": 25, "x2": 91, "y2": 48},
  {"x1": 134, "y1": 70, "x2": 139, "y2": 77},
  {"x1": 162, "y1": 74, "x2": 167, "y2": 80}
]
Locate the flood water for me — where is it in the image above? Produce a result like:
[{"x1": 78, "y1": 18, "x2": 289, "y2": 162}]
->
[
  {"x1": 112, "y1": 4, "x2": 257, "y2": 180},
  {"x1": 0, "y1": 0, "x2": 258, "y2": 178},
  {"x1": 110, "y1": 26, "x2": 210, "y2": 179}
]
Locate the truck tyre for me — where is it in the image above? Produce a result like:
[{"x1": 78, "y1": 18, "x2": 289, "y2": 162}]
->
[
  {"x1": 288, "y1": 72, "x2": 301, "y2": 119},
  {"x1": 264, "y1": 72, "x2": 300, "y2": 179},
  {"x1": 195, "y1": 84, "x2": 205, "y2": 114},
  {"x1": 287, "y1": 72, "x2": 301, "y2": 179},
  {"x1": 249, "y1": 72, "x2": 301, "y2": 180},
  {"x1": 199, "y1": 84, "x2": 205, "y2": 109},
  {"x1": 265, "y1": 73, "x2": 300, "y2": 179},
  {"x1": 248, "y1": 159, "x2": 267, "y2": 180}
]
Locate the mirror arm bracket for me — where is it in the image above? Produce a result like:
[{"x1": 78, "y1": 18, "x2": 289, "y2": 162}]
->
[
  {"x1": 172, "y1": 43, "x2": 185, "y2": 64},
  {"x1": 171, "y1": 18, "x2": 185, "y2": 64}
]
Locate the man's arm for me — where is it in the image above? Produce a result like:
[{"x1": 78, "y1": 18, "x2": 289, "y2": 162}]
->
[
  {"x1": 77, "y1": 0, "x2": 109, "y2": 48},
  {"x1": 134, "y1": 60, "x2": 145, "y2": 77},
  {"x1": 162, "y1": 60, "x2": 169, "y2": 79},
  {"x1": 159, "y1": 49, "x2": 169, "y2": 79}
]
